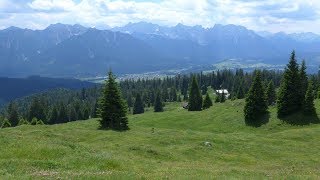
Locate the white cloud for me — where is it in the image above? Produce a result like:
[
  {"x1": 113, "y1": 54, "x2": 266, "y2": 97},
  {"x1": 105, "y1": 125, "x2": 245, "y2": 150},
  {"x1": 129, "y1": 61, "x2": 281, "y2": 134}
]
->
[
  {"x1": 28, "y1": 0, "x2": 75, "y2": 11},
  {"x1": 0, "y1": 0, "x2": 320, "y2": 34}
]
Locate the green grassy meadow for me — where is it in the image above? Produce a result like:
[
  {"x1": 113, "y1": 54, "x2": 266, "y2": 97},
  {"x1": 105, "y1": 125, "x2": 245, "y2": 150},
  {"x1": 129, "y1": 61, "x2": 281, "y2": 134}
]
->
[{"x1": 1, "y1": 99, "x2": 320, "y2": 179}]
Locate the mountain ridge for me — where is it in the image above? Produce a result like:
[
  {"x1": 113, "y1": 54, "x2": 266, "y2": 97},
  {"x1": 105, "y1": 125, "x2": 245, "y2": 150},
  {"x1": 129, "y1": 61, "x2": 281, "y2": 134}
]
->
[{"x1": 1, "y1": 22, "x2": 320, "y2": 77}]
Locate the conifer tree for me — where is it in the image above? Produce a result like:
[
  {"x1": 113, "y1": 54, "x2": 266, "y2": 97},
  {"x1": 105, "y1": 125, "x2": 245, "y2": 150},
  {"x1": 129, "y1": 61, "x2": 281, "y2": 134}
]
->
[
  {"x1": 170, "y1": 88, "x2": 178, "y2": 102},
  {"x1": 133, "y1": 93, "x2": 144, "y2": 114},
  {"x1": 203, "y1": 92, "x2": 213, "y2": 109},
  {"x1": 188, "y1": 76, "x2": 202, "y2": 111},
  {"x1": 277, "y1": 51, "x2": 302, "y2": 117},
  {"x1": 18, "y1": 118, "x2": 29, "y2": 126},
  {"x1": 49, "y1": 105, "x2": 59, "y2": 124},
  {"x1": 2, "y1": 118, "x2": 11, "y2": 128},
  {"x1": 303, "y1": 81, "x2": 316, "y2": 115},
  {"x1": 154, "y1": 91, "x2": 164, "y2": 112},
  {"x1": 215, "y1": 93, "x2": 221, "y2": 103},
  {"x1": 220, "y1": 91, "x2": 226, "y2": 103},
  {"x1": 91, "y1": 100, "x2": 98, "y2": 118},
  {"x1": 83, "y1": 108, "x2": 90, "y2": 119},
  {"x1": 299, "y1": 60, "x2": 308, "y2": 106},
  {"x1": 69, "y1": 107, "x2": 77, "y2": 121},
  {"x1": 162, "y1": 88, "x2": 169, "y2": 102},
  {"x1": 30, "y1": 117, "x2": 38, "y2": 125},
  {"x1": 57, "y1": 102, "x2": 68, "y2": 123},
  {"x1": 236, "y1": 84, "x2": 245, "y2": 99},
  {"x1": 7, "y1": 102, "x2": 19, "y2": 127},
  {"x1": 127, "y1": 93, "x2": 133, "y2": 108},
  {"x1": 28, "y1": 97, "x2": 46, "y2": 122},
  {"x1": 266, "y1": 80, "x2": 276, "y2": 106},
  {"x1": 201, "y1": 85, "x2": 208, "y2": 95},
  {"x1": 244, "y1": 71, "x2": 268, "y2": 126},
  {"x1": 99, "y1": 71, "x2": 128, "y2": 130}
]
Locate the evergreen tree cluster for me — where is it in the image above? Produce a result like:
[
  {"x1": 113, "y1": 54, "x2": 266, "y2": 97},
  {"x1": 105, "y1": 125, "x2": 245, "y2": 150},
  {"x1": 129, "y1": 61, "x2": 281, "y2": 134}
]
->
[
  {"x1": 0, "y1": 87, "x2": 99, "y2": 128},
  {"x1": 277, "y1": 51, "x2": 316, "y2": 124},
  {"x1": 243, "y1": 51, "x2": 318, "y2": 126}
]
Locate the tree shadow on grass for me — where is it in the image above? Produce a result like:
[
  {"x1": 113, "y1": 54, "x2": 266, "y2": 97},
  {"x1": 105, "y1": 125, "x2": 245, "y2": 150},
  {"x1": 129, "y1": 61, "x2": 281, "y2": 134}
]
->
[
  {"x1": 279, "y1": 111, "x2": 320, "y2": 125},
  {"x1": 246, "y1": 112, "x2": 270, "y2": 127}
]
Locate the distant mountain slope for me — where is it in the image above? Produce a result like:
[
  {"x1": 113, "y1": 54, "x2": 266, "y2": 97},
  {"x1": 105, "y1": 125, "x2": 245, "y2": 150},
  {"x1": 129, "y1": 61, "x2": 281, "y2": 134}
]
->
[
  {"x1": 35, "y1": 28, "x2": 173, "y2": 76},
  {"x1": 113, "y1": 22, "x2": 320, "y2": 64},
  {"x1": 0, "y1": 76, "x2": 95, "y2": 105},
  {"x1": 1, "y1": 22, "x2": 320, "y2": 77}
]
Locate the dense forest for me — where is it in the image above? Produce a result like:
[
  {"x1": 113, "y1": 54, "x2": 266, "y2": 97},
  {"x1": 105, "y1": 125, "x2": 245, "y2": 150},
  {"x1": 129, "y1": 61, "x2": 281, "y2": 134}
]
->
[
  {"x1": 0, "y1": 76, "x2": 95, "y2": 106},
  {"x1": 1, "y1": 51, "x2": 320, "y2": 128}
]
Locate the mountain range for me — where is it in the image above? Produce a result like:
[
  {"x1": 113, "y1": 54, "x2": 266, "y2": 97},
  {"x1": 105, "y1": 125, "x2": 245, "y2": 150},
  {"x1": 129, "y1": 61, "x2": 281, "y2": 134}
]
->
[{"x1": 1, "y1": 22, "x2": 320, "y2": 77}]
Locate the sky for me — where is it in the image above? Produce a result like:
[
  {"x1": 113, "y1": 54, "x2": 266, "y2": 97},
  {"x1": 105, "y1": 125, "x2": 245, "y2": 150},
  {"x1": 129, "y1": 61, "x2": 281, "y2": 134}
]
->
[{"x1": 0, "y1": 0, "x2": 320, "y2": 34}]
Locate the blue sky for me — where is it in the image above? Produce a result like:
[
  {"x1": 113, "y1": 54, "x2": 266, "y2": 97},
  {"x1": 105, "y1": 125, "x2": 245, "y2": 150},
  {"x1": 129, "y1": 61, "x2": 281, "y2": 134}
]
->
[{"x1": 0, "y1": 0, "x2": 319, "y2": 33}]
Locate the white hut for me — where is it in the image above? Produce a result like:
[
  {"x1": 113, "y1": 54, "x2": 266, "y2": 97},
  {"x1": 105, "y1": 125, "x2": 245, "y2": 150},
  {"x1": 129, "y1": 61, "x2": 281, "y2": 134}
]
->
[{"x1": 215, "y1": 89, "x2": 230, "y2": 99}]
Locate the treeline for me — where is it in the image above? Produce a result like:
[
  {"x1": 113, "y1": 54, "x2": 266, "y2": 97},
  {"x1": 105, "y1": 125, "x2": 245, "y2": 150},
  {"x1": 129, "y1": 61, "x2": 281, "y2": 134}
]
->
[
  {"x1": 119, "y1": 68, "x2": 284, "y2": 113},
  {"x1": 0, "y1": 88, "x2": 100, "y2": 127},
  {"x1": 2, "y1": 51, "x2": 320, "y2": 128}
]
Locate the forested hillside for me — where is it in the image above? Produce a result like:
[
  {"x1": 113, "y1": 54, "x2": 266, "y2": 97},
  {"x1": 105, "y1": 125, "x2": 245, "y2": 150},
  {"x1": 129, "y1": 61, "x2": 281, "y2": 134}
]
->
[{"x1": 0, "y1": 76, "x2": 95, "y2": 106}]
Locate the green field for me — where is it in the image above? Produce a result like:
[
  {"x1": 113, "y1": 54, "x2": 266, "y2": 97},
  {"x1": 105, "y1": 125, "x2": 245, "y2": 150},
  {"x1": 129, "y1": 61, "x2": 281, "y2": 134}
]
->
[{"x1": 1, "y1": 99, "x2": 320, "y2": 179}]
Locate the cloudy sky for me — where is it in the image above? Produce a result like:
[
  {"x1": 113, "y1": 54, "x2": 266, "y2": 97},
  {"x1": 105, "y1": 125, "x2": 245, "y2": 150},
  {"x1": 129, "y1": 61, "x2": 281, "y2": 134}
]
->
[{"x1": 0, "y1": 0, "x2": 319, "y2": 33}]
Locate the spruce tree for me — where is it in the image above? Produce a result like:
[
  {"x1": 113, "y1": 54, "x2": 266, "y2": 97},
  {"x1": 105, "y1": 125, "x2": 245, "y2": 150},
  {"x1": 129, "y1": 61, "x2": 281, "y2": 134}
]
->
[
  {"x1": 162, "y1": 88, "x2": 169, "y2": 102},
  {"x1": 154, "y1": 92, "x2": 164, "y2": 112},
  {"x1": 220, "y1": 91, "x2": 226, "y2": 103},
  {"x1": 266, "y1": 80, "x2": 276, "y2": 106},
  {"x1": 170, "y1": 88, "x2": 178, "y2": 102},
  {"x1": 237, "y1": 84, "x2": 245, "y2": 99},
  {"x1": 57, "y1": 102, "x2": 68, "y2": 123},
  {"x1": 188, "y1": 76, "x2": 202, "y2": 111},
  {"x1": 2, "y1": 118, "x2": 11, "y2": 128},
  {"x1": 133, "y1": 93, "x2": 144, "y2": 114},
  {"x1": 49, "y1": 105, "x2": 59, "y2": 124},
  {"x1": 201, "y1": 85, "x2": 208, "y2": 95},
  {"x1": 28, "y1": 97, "x2": 46, "y2": 122},
  {"x1": 244, "y1": 71, "x2": 268, "y2": 126},
  {"x1": 299, "y1": 60, "x2": 308, "y2": 106},
  {"x1": 7, "y1": 102, "x2": 19, "y2": 127},
  {"x1": 277, "y1": 51, "x2": 302, "y2": 117},
  {"x1": 203, "y1": 92, "x2": 213, "y2": 109},
  {"x1": 303, "y1": 81, "x2": 316, "y2": 115},
  {"x1": 127, "y1": 93, "x2": 133, "y2": 108},
  {"x1": 83, "y1": 108, "x2": 90, "y2": 120},
  {"x1": 69, "y1": 107, "x2": 77, "y2": 121},
  {"x1": 99, "y1": 71, "x2": 128, "y2": 130}
]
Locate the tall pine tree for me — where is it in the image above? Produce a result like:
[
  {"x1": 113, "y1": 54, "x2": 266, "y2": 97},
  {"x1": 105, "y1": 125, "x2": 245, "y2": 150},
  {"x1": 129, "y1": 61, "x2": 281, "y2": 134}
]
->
[
  {"x1": 203, "y1": 92, "x2": 213, "y2": 109},
  {"x1": 237, "y1": 83, "x2": 245, "y2": 99},
  {"x1": 266, "y1": 80, "x2": 276, "y2": 106},
  {"x1": 28, "y1": 97, "x2": 46, "y2": 122},
  {"x1": 188, "y1": 76, "x2": 202, "y2": 111},
  {"x1": 244, "y1": 71, "x2": 268, "y2": 126},
  {"x1": 49, "y1": 105, "x2": 59, "y2": 124},
  {"x1": 7, "y1": 102, "x2": 19, "y2": 127},
  {"x1": 303, "y1": 81, "x2": 316, "y2": 116},
  {"x1": 277, "y1": 51, "x2": 302, "y2": 117},
  {"x1": 154, "y1": 91, "x2": 164, "y2": 112},
  {"x1": 99, "y1": 71, "x2": 128, "y2": 130},
  {"x1": 299, "y1": 60, "x2": 308, "y2": 107},
  {"x1": 133, "y1": 93, "x2": 144, "y2": 114}
]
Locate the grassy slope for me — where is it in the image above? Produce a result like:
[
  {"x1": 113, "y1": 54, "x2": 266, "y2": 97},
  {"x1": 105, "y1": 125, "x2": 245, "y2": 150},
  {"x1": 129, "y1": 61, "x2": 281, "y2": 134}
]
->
[{"x1": 1, "y1": 100, "x2": 320, "y2": 179}]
